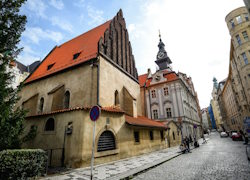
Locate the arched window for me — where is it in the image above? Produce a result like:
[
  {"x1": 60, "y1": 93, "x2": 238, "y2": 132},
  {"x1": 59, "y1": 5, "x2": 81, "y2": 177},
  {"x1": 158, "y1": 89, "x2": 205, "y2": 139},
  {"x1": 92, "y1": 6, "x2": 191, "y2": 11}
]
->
[
  {"x1": 97, "y1": 131, "x2": 116, "y2": 152},
  {"x1": 45, "y1": 118, "x2": 55, "y2": 131},
  {"x1": 39, "y1": 97, "x2": 44, "y2": 113},
  {"x1": 64, "y1": 91, "x2": 70, "y2": 109},
  {"x1": 173, "y1": 131, "x2": 175, "y2": 140},
  {"x1": 114, "y1": 90, "x2": 119, "y2": 105}
]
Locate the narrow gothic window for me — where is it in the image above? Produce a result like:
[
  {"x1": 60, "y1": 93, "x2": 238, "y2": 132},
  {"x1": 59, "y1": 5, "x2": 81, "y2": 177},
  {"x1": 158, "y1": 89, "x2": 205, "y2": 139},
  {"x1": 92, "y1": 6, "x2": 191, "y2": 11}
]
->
[
  {"x1": 39, "y1": 97, "x2": 44, "y2": 113},
  {"x1": 64, "y1": 91, "x2": 70, "y2": 109},
  {"x1": 97, "y1": 131, "x2": 116, "y2": 152},
  {"x1": 45, "y1": 118, "x2": 55, "y2": 131},
  {"x1": 114, "y1": 90, "x2": 119, "y2": 105},
  {"x1": 163, "y1": 87, "x2": 169, "y2": 96},
  {"x1": 151, "y1": 90, "x2": 156, "y2": 98},
  {"x1": 160, "y1": 130, "x2": 164, "y2": 141},
  {"x1": 166, "y1": 108, "x2": 172, "y2": 118},
  {"x1": 153, "y1": 109, "x2": 158, "y2": 119}
]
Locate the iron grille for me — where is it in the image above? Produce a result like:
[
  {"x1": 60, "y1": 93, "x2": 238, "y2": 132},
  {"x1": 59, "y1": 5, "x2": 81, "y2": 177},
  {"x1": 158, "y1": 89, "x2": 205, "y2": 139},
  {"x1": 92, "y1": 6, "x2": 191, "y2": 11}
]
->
[{"x1": 97, "y1": 131, "x2": 116, "y2": 152}]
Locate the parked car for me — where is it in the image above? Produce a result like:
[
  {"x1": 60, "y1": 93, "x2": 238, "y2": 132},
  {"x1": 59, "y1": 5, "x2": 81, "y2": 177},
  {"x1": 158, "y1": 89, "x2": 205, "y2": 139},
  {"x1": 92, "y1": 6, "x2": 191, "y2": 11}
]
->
[
  {"x1": 246, "y1": 144, "x2": 250, "y2": 161},
  {"x1": 220, "y1": 132, "x2": 228, "y2": 138},
  {"x1": 231, "y1": 132, "x2": 243, "y2": 141}
]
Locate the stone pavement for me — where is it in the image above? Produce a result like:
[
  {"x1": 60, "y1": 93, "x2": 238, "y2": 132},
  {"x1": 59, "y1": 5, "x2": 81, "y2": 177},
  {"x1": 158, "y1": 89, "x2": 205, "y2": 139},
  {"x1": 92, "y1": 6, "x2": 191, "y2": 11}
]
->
[{"x1": 43, "y1": 137, "x2": 209, "y2": 180}]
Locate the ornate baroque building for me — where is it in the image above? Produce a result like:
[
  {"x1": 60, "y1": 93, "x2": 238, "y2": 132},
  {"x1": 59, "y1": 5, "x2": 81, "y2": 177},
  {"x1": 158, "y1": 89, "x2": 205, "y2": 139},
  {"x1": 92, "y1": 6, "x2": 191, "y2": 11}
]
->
[{"x1": 139, "y1": 36, "x2": 202, "y2": 142}]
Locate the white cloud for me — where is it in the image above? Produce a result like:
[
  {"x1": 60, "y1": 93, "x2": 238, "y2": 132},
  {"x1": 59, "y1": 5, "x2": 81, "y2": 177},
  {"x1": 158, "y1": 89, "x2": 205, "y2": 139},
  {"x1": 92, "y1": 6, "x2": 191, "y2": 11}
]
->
[
  {"x1": 87, "y1": 5, "x2": 104, "y2": 25},
  {"x1": 26, "y1": 0, "x2": 47, "y2": 18},
  {"x1": 23, "y1": 27, "x2": 63, "y2": 44},
  {"x1": 128, "y1": 0, "x2": 244, "y2": 108},
  {"x1": 49, "y1": 0, "x2": 64, "y2": 10},
  {"x1": 17, "y1": 45, "x2": 40, "y2": 65},
  {"x1": 50, "y1": 17, "x2": 73, "y2": 33}
]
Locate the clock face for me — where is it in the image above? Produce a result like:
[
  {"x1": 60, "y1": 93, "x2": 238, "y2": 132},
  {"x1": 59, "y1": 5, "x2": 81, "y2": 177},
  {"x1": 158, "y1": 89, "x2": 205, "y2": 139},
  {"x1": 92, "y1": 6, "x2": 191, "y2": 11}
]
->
[{"x1": 157, "y1": 51, "x2": 165, "y2": 59}]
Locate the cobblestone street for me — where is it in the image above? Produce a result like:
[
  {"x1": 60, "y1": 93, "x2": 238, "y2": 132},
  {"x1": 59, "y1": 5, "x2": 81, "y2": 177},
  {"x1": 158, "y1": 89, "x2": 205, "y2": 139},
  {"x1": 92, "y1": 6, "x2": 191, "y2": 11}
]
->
[{"x1": 134, "y1": 132, "x2": 250, "y2": 180}]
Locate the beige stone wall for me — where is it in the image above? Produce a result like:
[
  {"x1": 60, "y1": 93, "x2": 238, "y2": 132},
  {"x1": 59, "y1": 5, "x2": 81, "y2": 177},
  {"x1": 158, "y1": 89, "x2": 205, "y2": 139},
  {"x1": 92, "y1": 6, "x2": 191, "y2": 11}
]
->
[
  {"x1": 167, "y1": 122, "x2": 181, "y2": 147},
  {"x1": 22, "y1": 110, "x2": 166, "y2": 168},
  {"x1": 18, "y1": 63, "x2": 97, "y2": 116},
  {"x1": 99, "y1": 56, "x2": 142, "y2": 116},
  {"x1": 22, "y1": 111, "x2": 85, "y2": 167}
]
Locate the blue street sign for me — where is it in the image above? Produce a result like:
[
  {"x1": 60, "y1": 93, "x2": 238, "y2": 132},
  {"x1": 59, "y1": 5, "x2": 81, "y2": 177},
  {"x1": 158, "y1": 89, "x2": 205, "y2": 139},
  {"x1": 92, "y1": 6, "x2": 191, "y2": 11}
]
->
[{"x1": 90, "y1": 105, "x2": 101, "y2": 121}]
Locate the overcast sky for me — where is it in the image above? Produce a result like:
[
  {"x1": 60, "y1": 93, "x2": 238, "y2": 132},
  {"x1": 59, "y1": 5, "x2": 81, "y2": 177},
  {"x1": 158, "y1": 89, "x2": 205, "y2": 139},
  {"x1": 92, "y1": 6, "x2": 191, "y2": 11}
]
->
[{"x1": 18, "y1": 0, "x2": 245, "y2": 109}]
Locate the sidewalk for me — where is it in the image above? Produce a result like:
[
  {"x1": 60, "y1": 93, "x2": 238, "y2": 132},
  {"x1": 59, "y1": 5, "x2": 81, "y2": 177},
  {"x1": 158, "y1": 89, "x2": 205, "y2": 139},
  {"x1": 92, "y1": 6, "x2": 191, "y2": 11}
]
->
[{"x1": 44, "y1": 137, "x2": 209, "y2": 180}]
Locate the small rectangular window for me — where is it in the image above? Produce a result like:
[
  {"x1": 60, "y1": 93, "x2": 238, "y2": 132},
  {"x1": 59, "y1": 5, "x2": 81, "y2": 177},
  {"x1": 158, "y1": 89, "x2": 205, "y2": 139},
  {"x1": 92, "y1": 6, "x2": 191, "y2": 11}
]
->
[
  {"x1": 160, "y1": 130, "x2": 164, "y2": 141},
  {"x1": 236, "y1": 35, "x2": 242, "y2": 45},
  {"x1": 151, "y1": 90, "x2": 156, "y2": 98},
  {"x1": 242, "y1": 31, "x2": 248, "y2": 41},
  {"x1": 242, "y1": 52, "x2": 248, "y2": 65},
  {"x1": 236, "y1": 15, "x2": 242, "y2": 24},
  {"x1": 149, "y1": 130, "x2": 154, "y2": 140},
  {"x1": 163, "y1": 87, "x2": 169, "y2": 96},
  {"x1": 134, "y1": 131, "x2": 140, "y2": 143},
  {"x1": 47, "y1": 63, "x2": 55, "y2": 70},
  {"x1": 153, "y1": 109, "x2": 158, "y2": 119},
  {"x1": 230, "y1": 19, "x2": 235, "y2": 28}
]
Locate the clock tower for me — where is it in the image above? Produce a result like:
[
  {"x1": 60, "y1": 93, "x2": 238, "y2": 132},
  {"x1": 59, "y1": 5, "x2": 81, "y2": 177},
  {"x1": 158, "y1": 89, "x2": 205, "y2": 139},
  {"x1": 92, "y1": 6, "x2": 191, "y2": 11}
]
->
[{"x1": 155, "y1": 32, "x2": 172, "y2": 70}]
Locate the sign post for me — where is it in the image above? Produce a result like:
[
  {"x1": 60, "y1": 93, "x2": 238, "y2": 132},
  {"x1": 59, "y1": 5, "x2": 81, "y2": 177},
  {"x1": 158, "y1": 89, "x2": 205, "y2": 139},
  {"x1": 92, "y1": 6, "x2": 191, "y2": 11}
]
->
[{"x1": 89, "y1": 106, "x2": 101, "y2": 180}]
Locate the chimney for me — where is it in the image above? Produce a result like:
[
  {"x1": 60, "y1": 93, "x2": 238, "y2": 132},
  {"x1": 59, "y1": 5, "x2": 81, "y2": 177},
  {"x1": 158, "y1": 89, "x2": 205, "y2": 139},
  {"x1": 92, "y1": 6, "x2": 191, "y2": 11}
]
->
[{"x1": 147, "y1": 68, "x2": 152, "y2": 78}]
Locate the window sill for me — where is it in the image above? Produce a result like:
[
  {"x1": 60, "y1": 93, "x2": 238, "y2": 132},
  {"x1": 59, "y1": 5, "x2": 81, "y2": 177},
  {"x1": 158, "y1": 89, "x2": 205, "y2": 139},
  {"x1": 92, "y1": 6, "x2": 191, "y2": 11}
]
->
[
  {"x1": 95, "y1": 149, "x2": 119, "y2": 158},
  {"x1": 134, "y1": 142, "x2": 140, "y2": 145},
  {"x1": 43, "y1": 131, "x2": 56, "y2": 135}
]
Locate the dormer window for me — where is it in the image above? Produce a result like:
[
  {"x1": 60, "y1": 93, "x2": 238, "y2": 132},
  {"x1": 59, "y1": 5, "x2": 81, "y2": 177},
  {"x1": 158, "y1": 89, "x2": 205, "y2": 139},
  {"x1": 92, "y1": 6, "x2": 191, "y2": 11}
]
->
[
  {"x1": 47, "y1": 63, "x2": 55, "y2": 70},
  {"x1": 73, "y1": 52, "x2": 80, "y2": 60}
]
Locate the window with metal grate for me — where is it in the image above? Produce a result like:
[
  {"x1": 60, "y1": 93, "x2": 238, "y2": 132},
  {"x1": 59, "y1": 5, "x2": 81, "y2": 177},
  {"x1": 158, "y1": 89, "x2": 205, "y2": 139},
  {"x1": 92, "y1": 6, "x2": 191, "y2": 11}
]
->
[{"x1": 97, "y1": 131, "x2": 116, "y2": 152}]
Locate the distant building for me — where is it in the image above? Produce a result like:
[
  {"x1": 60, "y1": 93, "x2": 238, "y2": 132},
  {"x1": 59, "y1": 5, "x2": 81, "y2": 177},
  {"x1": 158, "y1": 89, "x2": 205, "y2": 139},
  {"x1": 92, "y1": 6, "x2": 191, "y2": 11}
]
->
[
  {"x1": 201, "y1": 108, "x2": 209, "y2": 131},
  {"x1": 225, "y1": 6, "x2": 250, "y2": 131},
  {"x1": 6, "y1": 60, "x2": 40, "y2": 89},
  {"x1": 208, "y1": 104, "x2": 216, "y2": 129},
  {"x1": 211, "y1": 78, "x2": 223, "y2": 131},
  {"x1": 139, "y1": 36, "x2": 202, "y2": 142}
]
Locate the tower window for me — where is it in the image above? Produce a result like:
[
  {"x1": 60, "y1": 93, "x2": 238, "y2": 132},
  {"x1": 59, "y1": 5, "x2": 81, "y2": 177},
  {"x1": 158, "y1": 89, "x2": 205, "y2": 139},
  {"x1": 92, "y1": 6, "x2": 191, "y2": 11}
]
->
[
  {"x1": 151, "y1": 90, "x2": 156, "y2": 98},
  {"x1": 163, "y1": 87, "x2": 169, "y2": 96},
  {"x1": 153, "y1": 109, "x2": 158, "y2": 119},
  {"x1": 242, "y1": 52, "x2": 248, "y2": 65},
  {"x1": 73, "y1": 52, "x2": 80, "y2": 60},
  {"x1": 236, "y1": 35, "x2": 241, "y2": 45},
  {"x1": 149, "y1": 130, "x2": 154, "y2": 140},
  {"x1": 47, "y1": 63, "x2": 55, "y2": 70},
  {"x1": 242, "y1": 31, "x2": 248, "y2": 41},
  {"x1": 236, "y1": 15, "x2": 242, "y2": 24},
  {"x1": 166, "y1": 108, "x2": 172, "y2": 118}
]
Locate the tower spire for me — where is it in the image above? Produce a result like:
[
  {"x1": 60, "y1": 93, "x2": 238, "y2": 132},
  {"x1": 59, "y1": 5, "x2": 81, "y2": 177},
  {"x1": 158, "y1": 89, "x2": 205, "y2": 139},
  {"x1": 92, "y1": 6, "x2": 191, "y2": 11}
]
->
[{"x1": 159, "y1": 29, "x2": 161, "y2": 41}]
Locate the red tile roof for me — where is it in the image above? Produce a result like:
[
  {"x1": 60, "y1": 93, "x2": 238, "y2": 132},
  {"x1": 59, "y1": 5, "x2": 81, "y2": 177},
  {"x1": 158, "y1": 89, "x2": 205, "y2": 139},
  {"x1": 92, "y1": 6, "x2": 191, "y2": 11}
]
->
[
  {"x1": 138, "y1": 71, "x2": 178, "y2": 88},
  {"x1": 125, "y1": 115, "x2": 167, "y2": 129},
  {"x1": 25, "y1": 20, "x2": 111, "y2": 84},
  {"x1": 26, "y1": 106, "x2": 124, "y2": 118}
]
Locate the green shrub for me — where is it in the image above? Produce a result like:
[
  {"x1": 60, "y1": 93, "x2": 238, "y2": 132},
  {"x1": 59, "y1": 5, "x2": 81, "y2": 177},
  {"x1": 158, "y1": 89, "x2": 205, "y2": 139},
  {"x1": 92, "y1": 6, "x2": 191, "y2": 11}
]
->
[{"x1": 0, "y1": 149, "x2": 48, "y2": 179}]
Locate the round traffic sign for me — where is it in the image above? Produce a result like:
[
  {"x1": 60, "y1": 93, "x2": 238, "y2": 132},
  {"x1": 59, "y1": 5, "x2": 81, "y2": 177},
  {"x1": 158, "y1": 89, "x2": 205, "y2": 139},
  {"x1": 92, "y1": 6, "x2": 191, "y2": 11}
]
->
[{"x1": 90, "y1": 106, "x2": 101, "y2": 121}]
